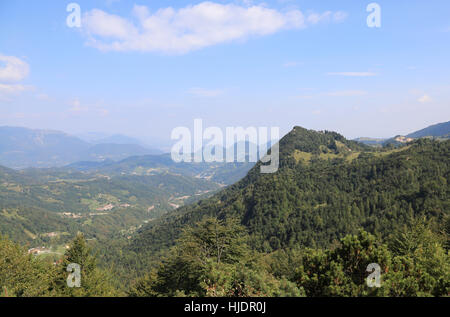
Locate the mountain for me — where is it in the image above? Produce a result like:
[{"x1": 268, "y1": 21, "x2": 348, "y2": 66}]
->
[
  {"x1": 77, "y1": 132, "x2": 164, "y2": 153},
  {"x1": 0, "y1": 126, "x2": 161, "y2": 169},
  {"x1": 75, "y1": 132, "x2": 111, "y2": 143},
  {"x1": 0, "y1": 126, "x2": 90, "y2": 168},
  {"x1": 65, "y1": 152, "x2": 255, "y2": 186},
  {"x1": 127, "y1": 126, "x2": 449, "y2": 259},
  {"x1": 94, "y1": 135, "x2": 147, "y2": 146},
  {"x1": 82, "y1": 143, "x2": 159, "y2": 160},
  {"x1": 383, "y1": 121, "x2": 450, "y2": 146},
  {"x1": 2, "y1": 126, "x2": 448, "y2": 297},
  {"x1": 353, "y1": 137, "x2": 386, "y2": 146},
  {"x1": 406, "y1": 121, "x2": 450, "y2": 139},
  {"x1": 355, "y1": 121, "x2": 450, "y2": 147}
]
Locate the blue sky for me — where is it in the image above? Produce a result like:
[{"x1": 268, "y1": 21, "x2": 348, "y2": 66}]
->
[{"x1": 0, "y1": 0, "x2": 449, "y2": 147}]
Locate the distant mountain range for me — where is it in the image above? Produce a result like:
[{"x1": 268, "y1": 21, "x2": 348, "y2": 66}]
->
[
  {"x1": 406, "y1": 121, "x2": 450, "y2": 138},
  {"x1": 2, "y1": 121, "x2": 448, "y2": 169},
  {"x1": 0, "y1": 126, "x2": 162, "y2": 169},
  {"x1": 77, "y1": 132, "x2": 150, "y2": 147},
  {"x1": 355, "y1": 121, "x2": 450, "y2": 146},
  {"x1": 65, "y1": 152, "x2": 255, "y2": 186}
]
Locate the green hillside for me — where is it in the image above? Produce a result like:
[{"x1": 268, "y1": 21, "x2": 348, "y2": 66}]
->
[
  {"x1": 88, "y1": 126, "x2": 447, "y2": 297},
  {"x1": 407, "y1": 121, "x2": 450, "y2": 139},
  {"x1": 128, "y1": 127, "x2": 449, "y2": 256},
  {"x1": 1, "y1": 126, "x2": 449, "y2": 297},
  {"x1": 0, "y1": 165, "x2": 220, "y2": 246}
]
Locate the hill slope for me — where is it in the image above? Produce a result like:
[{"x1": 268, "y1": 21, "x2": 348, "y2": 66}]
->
[
  {"x1": 0, "y1": 163, "x2": 220, "y2": 246},
  {"x1": 356, "y1": 121, "x2": 450, "y2": 146},
  {"x1": 128, "y1": 127, "x2": 449, "y2": 258},
  {"x1": 65, "y1": 153, "x2": 255, "y2": 186},
  {"x1": 407, "y1": 121, "x2": 450, "y2": 139}
]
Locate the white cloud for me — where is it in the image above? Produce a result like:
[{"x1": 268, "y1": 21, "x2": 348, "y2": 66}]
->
[
  {"x1": 0, "y1": 83, "x2": 29, "y2": 95},
  {"x1": 84, "y1": 9, "x2": 137, "y2": 40},
  {"x1": 0, "y1": 84, "x2": 33, "y2": 101},
  {"x1": 332, "y1": 11, "x2": 348, "y2": 23},
  {"x1": 68, "y1": 98, "x2": 110, "y2": 117},
  {"x1": 0, "y1": 54, "x2": 32, "y2": 99},
  {"x1": 307, "y1": 11, "x2": 347, "y2": 24},
  {"x1": 294, "y1": 89, "x2": 366, "y2": 100},
  {"x1": 418, "y1": 94, "x2": 432, "y2": 103},
  {"x1": 188, "y1": 87, "x2": 223, "y2": 97},
  {"x1": 0, "y1": 55, "x2": 30, "y2": 82},
  {"x1": 81, "y1": 2, "x2": 347, "y2": 54},
  {"x1": 327, "y1": 72, "x2": 377, "y2": 77},
  {"x1": 0, "y1": 83, "x2": 34, "y2": 101},
  {"x1": 327, "y1": 90, "x2": 367, "y2": 97}
]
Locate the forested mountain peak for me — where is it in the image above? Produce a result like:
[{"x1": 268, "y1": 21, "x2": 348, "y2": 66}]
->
[
  {"x1": 129, "y1": 130, "x2": 449, "y2": 259},
  {"x1": 241, "y1": 127, "x2": 371, "y2": 181},
  {"x1": 279, "y1": 126, "x2": 368, "y2": 156}
]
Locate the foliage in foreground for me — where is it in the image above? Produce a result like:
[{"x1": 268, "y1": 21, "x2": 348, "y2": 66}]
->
[
  {"x1": 0, "y1": 233, "x2": 119, "y2": 297},
  {"x1": 128, "y1": 217, "x2": 449, "y2": 297},
  {"x1": 1, "y1": 218, "x2": 449, "y2": 297}
]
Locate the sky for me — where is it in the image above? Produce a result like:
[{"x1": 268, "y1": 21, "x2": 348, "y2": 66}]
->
[{"x1": 0, "y1": 0, "x2": 449, "y2": 148}]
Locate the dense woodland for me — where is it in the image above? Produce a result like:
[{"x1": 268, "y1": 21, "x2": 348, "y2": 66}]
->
[
  {"x1": 1, "y1": 127, "x2": 449, "y2": 297},
  {"x1": 128, "y1": 128, "x2": 449, "y2": 254},
  {"x1": 1, "y1": 215, "x2": 448, "y2": 297}
]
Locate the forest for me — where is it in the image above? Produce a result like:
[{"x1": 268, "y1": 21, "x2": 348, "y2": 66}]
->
[
  {"x1": 1, "y1": 127, "x2": 449, "y2": 297},
  {"x1": 1, "y1": 215, "x2": 448, "y2": 297}
]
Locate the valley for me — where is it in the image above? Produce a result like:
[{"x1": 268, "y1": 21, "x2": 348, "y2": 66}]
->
[
  {"x1": 2, "y1": 1, "x2": 449, "y2": 300},
  {"x1": 0, "y1": 157, "x2": 247, "y2": 247},
  {"x1": 0, "y1": 123, "x2": 449, "y2": 297}
]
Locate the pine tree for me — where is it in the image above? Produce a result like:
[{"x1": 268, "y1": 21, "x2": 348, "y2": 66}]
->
[
  {"x1": 59, "y1": 233, "x2": 118, "y2": 297},
  {"x1": 0, "y1": 235, "x2": 58, "y2": 297}
]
